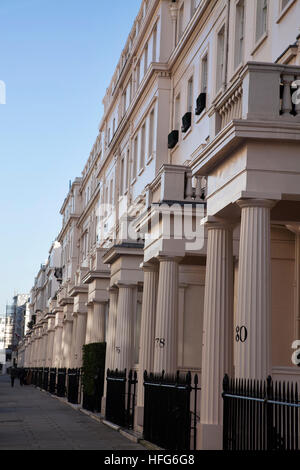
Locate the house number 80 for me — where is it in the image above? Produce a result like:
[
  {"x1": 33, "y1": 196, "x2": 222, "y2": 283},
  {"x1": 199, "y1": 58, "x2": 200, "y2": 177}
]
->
[{"x1": 236, "y1": 326, "x2": 248, "y2": 343}]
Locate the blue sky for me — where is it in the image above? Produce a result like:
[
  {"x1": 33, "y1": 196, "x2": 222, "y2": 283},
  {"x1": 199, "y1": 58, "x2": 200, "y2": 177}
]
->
[{"x1": 0, "y1": 0, "x2": 141, "y2": 313}]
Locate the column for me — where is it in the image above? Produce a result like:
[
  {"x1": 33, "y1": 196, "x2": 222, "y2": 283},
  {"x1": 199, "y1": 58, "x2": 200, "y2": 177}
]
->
[
  {"x1": 46, "y1": 327, "x2": 55, "y2": 368},
  {"x1": 200, "y1": 222, "x2": 234, "y2": 450},
  {"x1": 74, "y1": 312, "x2": 87, "y2": 368},
  {"x1": 153, "y1": 257, "x2": 179, "y2": 374},
  {"x1": 104, "y1": 288, "x2": 118, "y2": 371},
  {"x1": 92, "y1": 302, "x2": 106, "y2": 343},
  {"x1": 85, "y1": 304, "x2": 94, "y2": 345},
  {"x1": 136, "y1": 262, "x2": 159, "y2": 428},
  {"x1": 70, "y1": 314, "x2": 78, "y2": 369},
  {"x1": 62, "y1": 317, "x2": 73, "y2": 369},
  {"x1": 41, "y1": 328, "x2": 48, "y2": 368},
  {"x1": 54, "y1": 323, "x2": 63, "y2": 368},
  {"x1": 235, "y1": 199, "x2": 275, "y2": 380},
  {"x1": 114, "y1": 283, "x2": 136, "y2": 372}
]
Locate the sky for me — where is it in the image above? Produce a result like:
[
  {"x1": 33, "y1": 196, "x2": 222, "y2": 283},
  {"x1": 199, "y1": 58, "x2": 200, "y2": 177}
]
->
[{"x1": 0, "y1": 0, "x2": 141, "y2": 313}]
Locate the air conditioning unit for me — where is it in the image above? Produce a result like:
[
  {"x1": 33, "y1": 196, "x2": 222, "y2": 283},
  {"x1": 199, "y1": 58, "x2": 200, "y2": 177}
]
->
[
  {"x1": 195, "y1": 93, "x2": 206, "y2": 115},
  {"x1": 168, "y1": 130, "x2": 179, "y2": 149},
  {"x1": 181, "y1": 112, "x2": 192, "y2": 133}
]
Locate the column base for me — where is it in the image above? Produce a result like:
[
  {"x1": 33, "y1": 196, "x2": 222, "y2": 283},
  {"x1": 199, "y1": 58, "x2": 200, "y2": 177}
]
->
[{"x1": 200, "y1": 423, "x2": 223, "y2": 450}]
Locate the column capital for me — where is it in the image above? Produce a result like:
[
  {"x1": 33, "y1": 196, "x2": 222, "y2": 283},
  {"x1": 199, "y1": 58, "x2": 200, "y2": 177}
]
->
[
  {"x1": 157, "y1": 255, "x2": 182, "y2": 263},
  {"x1": 237, "y1": 198, "x2": 277, "y2": 210},
  {"x1": 116, "y1": 281, "x2": 138, "y2": 289},
  {"x1": 201, "y1": 216, "x2": 235, "y2": 230},
  {"x1": 139, "y1": 261, "x2": 159, "y2": 273},
  {"x1": 107, "y1": 286, "x2": 118, "y2": 294}
]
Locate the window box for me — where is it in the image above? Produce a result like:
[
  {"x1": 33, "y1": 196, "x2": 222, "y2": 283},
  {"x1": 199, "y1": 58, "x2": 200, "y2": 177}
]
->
[
  {"x1": 195, "y1": 93, "x2": 206, "y2": 115},
  {"x1": 168, "y1": 130, "x2": 179, "y2": 149},
  {"x1": 181, "y1": 112, "x2": 192, "y2": 133}
]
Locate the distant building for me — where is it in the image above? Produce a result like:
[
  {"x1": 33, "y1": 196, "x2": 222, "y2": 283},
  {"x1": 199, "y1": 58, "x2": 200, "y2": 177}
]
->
[
  {"x1": 0, "y1": 315, "x2": 6, "y2": 373},
  {"x1": 4, "y1": 294, "x2": 30, "y2": 368}
]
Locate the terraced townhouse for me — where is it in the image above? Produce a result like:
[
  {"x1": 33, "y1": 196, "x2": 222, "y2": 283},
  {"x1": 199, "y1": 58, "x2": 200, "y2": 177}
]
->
[{"x1": 19, "y1": 0, "x2": 300, "y2": 450}]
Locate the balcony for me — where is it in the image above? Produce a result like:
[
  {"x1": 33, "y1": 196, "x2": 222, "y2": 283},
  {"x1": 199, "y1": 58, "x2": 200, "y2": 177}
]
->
[{"x1": 209, "y1": 62, "x2": 300, "y2": 138}]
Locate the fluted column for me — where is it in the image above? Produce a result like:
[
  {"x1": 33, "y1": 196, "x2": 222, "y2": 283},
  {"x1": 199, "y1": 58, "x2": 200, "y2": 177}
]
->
[
  {"x1": 85, "y1": 304, "x2": 94, "y2": 345},
  {"x1": 53, "y1": 324, "x2": 63, "y2": 368},
  {"x1": 153, "y1": 257, "x2": 179, "y2": 374},
  {"x1": 136, "y1": 262, "x2": 159, "y2": 428},
  {"x1": 74, "y1": 312, "x2": 87, "y2": 368},
  {"x1": 235, "y1": 199, "x2": 275, "y2": 380},
  {"x1": 70, "y1": 314, "x2": 78, "y2": 369},
  {"x1": 104, "y1": 288, "x2": 118, "y2": 371},
  {"x1": 62, "y1": 318, "x2": 73, "y2": 368},
  {"x1": 200, "y1": 222, "x2": 234, "y2": 450},
  {"x1": 92, "y1": 302, "x2": 106, "y2": 343},
  {"x1": 41, "y1": 329, "x2": 48, "y2": 368},
  {"x1": 46, "y1": 328, "x2": 55, "y2": 368},
  {"x1": 114, "y1": 284, "x2": 136, "y2": 372}
]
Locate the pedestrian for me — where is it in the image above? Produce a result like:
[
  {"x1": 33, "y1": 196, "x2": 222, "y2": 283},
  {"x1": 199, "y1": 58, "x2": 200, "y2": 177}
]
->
[
  {"x1": 10, "y1": 366, "x2": 17, "y2": 388},
  {"x1": 19, "y1": 368, "x2": 25, "y2": 386}
]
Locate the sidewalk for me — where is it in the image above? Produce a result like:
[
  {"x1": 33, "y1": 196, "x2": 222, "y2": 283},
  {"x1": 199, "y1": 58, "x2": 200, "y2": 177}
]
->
[{"x1": 0, "y1": 374, "x2": 144, "y2": 450}]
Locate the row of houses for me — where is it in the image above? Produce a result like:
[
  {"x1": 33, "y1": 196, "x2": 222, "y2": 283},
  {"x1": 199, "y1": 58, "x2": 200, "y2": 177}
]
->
[{"x1": 18, "y1": 0, "x2": 300, "y2": 450}]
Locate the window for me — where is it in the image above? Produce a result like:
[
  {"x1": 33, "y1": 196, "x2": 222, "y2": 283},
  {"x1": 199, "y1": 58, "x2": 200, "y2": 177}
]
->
[
  {"x1": 126, "y1": 149, "x2": 130, "y2": 190},
  {"x1": 201, "y1": 54, "x2": 208, "y2": 93},
  {"x1": 132, "y1": 136, "x2": 138, "y2": 180},
  {"x1": 148, "y1": 109, "x2": 155, "y2": 158},
  {"x1": 256, "y1": 0, "x2": 268, "y2": 42},
  {"x1": 152, "y1": 25, "x2": 157, "y2": 62},
  {"x1": 178, "y1": 3, "x2": 184, "y2": 41},
  {"x1": 174, "y1": 94, "x2": 181, "y2": 130},
  {"x1": 191, "y1": 0, "x2": 200, "y2": 17},
  {"x1": 140, "y1": 124, "x2": 146, "y2": 170},
  {"x1": 120, "y1": 156, "x2": 124, "y2": 196},
  {"x1": 216, "y1": 26, "x2": 225, "y2": 91},
  {"x1": 187, "y1": 76, "x2": 194, "y2": 113},
  {"x1": 136, "y1": 61, "x2": 140, "y2": 89},
  {"x1": 144, "y1": 44, "x2": 148, "y2": 75},
  {"x1": 234, "y1": 0, "x2": 245, "y2": 69},
  {"x1": 281, "y1": 0, "x2": 290, "y2": 10}
]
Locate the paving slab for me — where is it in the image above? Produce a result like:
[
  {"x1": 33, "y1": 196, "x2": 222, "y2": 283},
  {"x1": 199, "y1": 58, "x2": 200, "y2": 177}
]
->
[{"x1": 0, "y1": 375, "x2": 144, "y2": 450}]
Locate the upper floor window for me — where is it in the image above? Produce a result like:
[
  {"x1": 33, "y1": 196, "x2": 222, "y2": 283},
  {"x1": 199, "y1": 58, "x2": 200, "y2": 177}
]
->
[
  {"x1": 178, "y1": 3, "x2": 184, "y2": 41},
  {"x1": 191, "y1": 0, "x2": 200, "y2": 18},
  {"x1": 132, "y1": 136, "x2": 138, "y2": 180},
  {"x1": 234, "y1": 0, "x2": 245, "y2": 70},
  {"x1": 201, "y1": 54, "x2": 208, "y2": 94},
  {"x1": 120, "y1": 156, "x2": 125, "y2": 196},
  {"x1": 256, "y1": 0, "x2": 268, "y2": 42},
  {"x1": 140, "y1": 123, "x2": 146, "y2": 170},
  {"x1": 187, "y1": 76, "x2": 194, "y2": 113},
  {"x1": 148, "y1": 109, "x2": 155, "y2": 157},
  {"x1": 174, "y1": 93, "x2": 181, "y2": 130},
  {"x1": 281, "y1": 0, "x2": 291, "y2": 10},
  {"x1": 216, "y1": 25, "x2": 225, "y2": 92}
]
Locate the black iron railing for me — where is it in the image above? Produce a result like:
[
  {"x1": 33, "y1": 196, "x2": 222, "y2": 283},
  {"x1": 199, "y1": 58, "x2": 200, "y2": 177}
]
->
[
  {"x1": 57, "y1": 368, "x2": 67, "y2": 397},
  {"x1": 67, "y1": 369, "x2": 81, "y2": 404},
  {"x1": 143, "y1": 370, "x2": 200, "y2": 450},
  {"x1": 105, "y1": 369, "x2": 137, "y2": 429},
  {"x1": 38, "y1": 368, "x2": 43, "y2": 388},
  {"x1": 43, "y1": 368, "x2": 49, "y2": 391},
  {"x1": 223, "y1": 374, "x2": 300, "y2": 450},
  {"x1": 49, "y1": 368, "x2": 57, "y2": 394}
]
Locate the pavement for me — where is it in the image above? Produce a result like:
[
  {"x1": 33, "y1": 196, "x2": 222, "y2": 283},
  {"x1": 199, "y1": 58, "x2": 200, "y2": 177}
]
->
[{"x1": 0, "y1": 374, "x2": 144, "y2": 450}]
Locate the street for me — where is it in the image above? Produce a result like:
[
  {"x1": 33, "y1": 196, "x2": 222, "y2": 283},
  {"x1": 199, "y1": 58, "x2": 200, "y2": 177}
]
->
[{"x1": 0, "y1": 375, "x2": 144, "y2": 450}]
